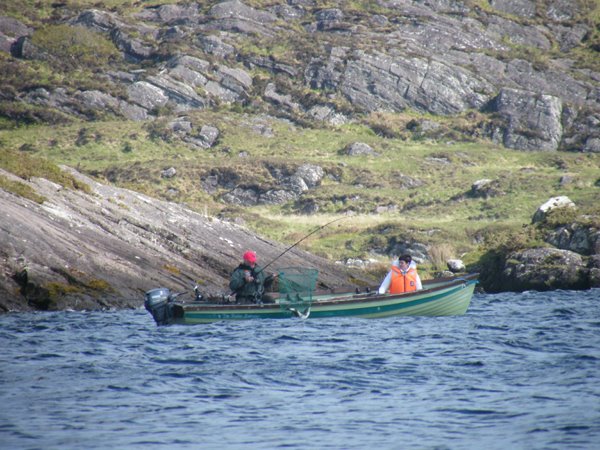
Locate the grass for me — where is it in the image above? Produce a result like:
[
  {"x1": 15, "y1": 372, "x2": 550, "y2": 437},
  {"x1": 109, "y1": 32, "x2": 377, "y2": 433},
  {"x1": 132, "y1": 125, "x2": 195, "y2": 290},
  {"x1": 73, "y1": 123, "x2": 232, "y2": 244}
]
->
[{"x1": 2, "y1": 113, "x2": 598, "y2": 267}]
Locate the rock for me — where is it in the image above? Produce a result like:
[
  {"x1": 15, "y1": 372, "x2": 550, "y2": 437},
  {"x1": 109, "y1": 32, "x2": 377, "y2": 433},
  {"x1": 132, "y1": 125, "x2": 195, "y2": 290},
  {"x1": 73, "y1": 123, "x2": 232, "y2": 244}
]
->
[
  {"x1": 110, "y1": 28, "x2": 156, "y2": 61},
  {"x1": 469, "y1": 179, "x2": 503, "y2": 199},
  {"x1": 245, "y1": 55, "x2": 297, "y2": 77},
  {"x1": 532, "y1": 196, "x2": 576, "y2": 224},
  {"x1": 264, "y1": 83, "x2": 300, "y2": 110},
  {"x1": 344, "y1": 142, "x2": 377, "y2": 156},
  {"x1": 447, "y1": 259, "x2": 465, "y2": 273},
  {"x1": 314, "y1": 8, "x2": 346, "y2": 31},
  {"x1": 134, "y1": 3, "x2": 199, "y2": 24},
  {"x1": 161, "y1": 167, "x2": 177, "y2": 178},
  {"x1": 198, "y1": 35, "x2": 235, "y2": 58},
  {"x1": 488, "y1": 0, "x2": 536, "y2": 18},
  {"x1": 127, "y1": 81, "x2": 168, "y2": 110},
  {"x1": 545, "y1": 223, "x2": 600, "y2": 255},
  {"x1": 295, "y1": 164, "x2": 324, "y2": 188},
  {"x1": 205, "y1": 0, "x2": 278, "y2": 37},
  {"x1": 222, "y1": 186, "x2": 259, "y2": 205},
  {"x1": 1, "y1": 166, "x2": 365, "y2": 312},
  {"x1": 488, "y1": 88, "x2": 563, "y2": 151},
  {"x1": 259, "y1": 189, "x2": 298, "y2": 205},
  {"x1": 500, "y1": 247, "x2": 589, "y2": 291},
  {"x1": 285, "y1": 175, "x2": 309, "y2": 194},
  {"x1": 0, "y1": 16, "x2": 32, "y2": 53},
  {"x1": 588, "y1": 255, "x2": 600, "y2": 288},
  {"x1": 196, "y1": 125, "x2": 220, "y2": 148},
  {"x1": 584, "y1": 137, "x2": 600, "y2": 153},
  {"x1": 387, "y1": 241, "x2": 429, "y2": 265}
]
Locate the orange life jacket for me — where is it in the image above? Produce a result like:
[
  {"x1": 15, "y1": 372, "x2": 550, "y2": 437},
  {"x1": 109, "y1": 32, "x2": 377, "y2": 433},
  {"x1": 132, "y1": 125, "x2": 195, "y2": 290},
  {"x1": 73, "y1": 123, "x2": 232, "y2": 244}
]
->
[{"x1": 389, "y1": 266, "x2": 418, "y2": 294}]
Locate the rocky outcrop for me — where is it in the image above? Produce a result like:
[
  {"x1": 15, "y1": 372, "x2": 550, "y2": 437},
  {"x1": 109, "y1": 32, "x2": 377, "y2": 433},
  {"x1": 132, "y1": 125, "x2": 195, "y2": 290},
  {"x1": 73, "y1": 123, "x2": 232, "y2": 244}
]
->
[
  {"x1": 1, "y1": 1, "x2": 598, "y2": 150},
  {"x1": 0, "y1": 167, "x2": 367, "y2": 313},
  {"x1": 481, "y1": 196, "x2": 600, "y2": 292},
  {"x1": 487, "y1": 88, "x2": 563, "y2": 151},
  {"x1": 500, "y1": 247, "x2": 589, "y2": 292},
  {"x1": 216, "y1": 162, "x2": 325, "y2": 206}
]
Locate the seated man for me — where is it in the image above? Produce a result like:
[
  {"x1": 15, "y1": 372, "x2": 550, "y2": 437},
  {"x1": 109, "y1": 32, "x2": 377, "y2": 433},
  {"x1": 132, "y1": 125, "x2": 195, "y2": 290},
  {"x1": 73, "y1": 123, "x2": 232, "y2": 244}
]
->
[{"x1": 229, "y1": 250, "x2": 276, "y2": 304}]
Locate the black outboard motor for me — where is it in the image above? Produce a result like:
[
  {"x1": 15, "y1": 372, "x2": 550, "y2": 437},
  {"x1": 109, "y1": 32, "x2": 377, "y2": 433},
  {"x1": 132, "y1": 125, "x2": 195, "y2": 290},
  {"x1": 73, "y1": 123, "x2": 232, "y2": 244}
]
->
[{"x1": 144, "y1": 288, "x2": 173, "y2": 326}]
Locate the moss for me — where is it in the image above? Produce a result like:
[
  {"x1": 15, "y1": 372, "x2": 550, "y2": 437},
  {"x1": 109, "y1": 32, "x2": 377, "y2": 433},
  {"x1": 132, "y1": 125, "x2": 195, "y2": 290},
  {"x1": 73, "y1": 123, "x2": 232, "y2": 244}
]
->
[
  {"x1": 85, "y1": 278, "x2": 112, "y2": 292},
  {"x1": 46, "y1": 281, "x2": 82, "y2": 300},
  {"x1": 163, "y1": 264, "x2": 181, "y2": 275},
  {"x1": 0, "y1": 175, "x2": 46, "y2": 203}
]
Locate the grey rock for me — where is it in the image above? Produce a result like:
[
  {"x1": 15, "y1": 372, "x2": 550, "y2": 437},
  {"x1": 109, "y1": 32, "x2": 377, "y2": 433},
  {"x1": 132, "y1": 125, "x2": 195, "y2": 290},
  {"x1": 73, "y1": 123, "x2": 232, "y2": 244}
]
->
[
  {"x1": 111, "y1": 28, "x2": 155, "y2": 61},
  {"x1": 161, "y1": 167, "x2": 177, "y2": 178},
  {"x1": 344, "y1": 142, "x2": 378, "y2": 156},
  {"x1": 198, "y1": 34, "x2": 235, "y2": 57},
  {"x1": 488, "y1": 88, "x2": 563, "y2": 151},
  {"x1": 205, "y1": 0, "x2": 278, "y2": 37},
  {"x1": 168, "y1": 118, "x2": 193, "y2": 133},
  {"x1": 0, "y1": 167, "x2": 360, "y2": 312},
  {"x1": 285, "y1": 176, "x2": 309, "y2": 194},
  {"x1": 469, "y1": 179, "x2": 503, "y2": 199},
  {"x1": 145, "y1": 75, "x2": 207, "y2": 110},
  {"x1": 488, "y1": 0, "x2": 536, "y2": 18},
  {"x1": 447, "y1": 259, "x2": 466, "y2": 273},
  {"x1": 264, "y1": 83, "x2": 300, "y2": 110},
  {"x1": 135, "y1": 3, "x2": 199, "y2": 24},
  {"x1": 127, "y1": 81, "x2": 169, "y2": 110},
  {"x1": 71, "y1": 9, "x2": 120, "y2": 33},
  {"x1": 216, "y1": 65, "x2": 253, "y2": 94},
  {"x1": 546, "y1": 223, "x2": 600, "y2": 255},
  {"x1": 314, "y1": 8, "x2": 345, "y2": 31},
  {"x1": 197, "y1": 125, "x2": 220, "y2": 148},
  {"x1": 244, "y1": 55, "x2": 298, "y2": 77},
  {"x1": 501, "y1": 247, "x2": 589, "y2": 291},
  {"x1": 0, "y1": 16, "x2": 33, "y2": 38},
  {"x1": 222, "y1": 187, "x2": 259, "y2": 206},
  {"x1": 295, "y1": 164, "x2": 324, "y2": 188},
  {"x1": 259, "y1": 189, "x2": 298, "y2": 205},
  {"x1": 584, "y1": 137, "x2": 600, "y2": 153},
  {"x1": 532, "y1": 196, "x2": 576, "y2": 224},
  {"x1": 11, "y1": 36, "x2": 48, "y2": 61}
]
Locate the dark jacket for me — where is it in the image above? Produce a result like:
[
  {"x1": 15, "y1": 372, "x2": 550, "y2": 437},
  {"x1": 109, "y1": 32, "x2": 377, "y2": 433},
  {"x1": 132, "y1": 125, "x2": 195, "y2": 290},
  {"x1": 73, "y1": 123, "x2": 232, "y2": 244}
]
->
[{"x1": 229, "y1": 263, "x2": 269, "y2": 303}]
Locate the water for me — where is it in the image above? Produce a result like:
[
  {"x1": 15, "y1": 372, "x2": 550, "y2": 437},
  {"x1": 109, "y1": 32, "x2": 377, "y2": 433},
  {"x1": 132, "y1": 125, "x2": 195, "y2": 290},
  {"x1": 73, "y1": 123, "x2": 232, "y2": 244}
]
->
[{"x1": 1, "y1": 290, "x2": 599, "y2": 450}]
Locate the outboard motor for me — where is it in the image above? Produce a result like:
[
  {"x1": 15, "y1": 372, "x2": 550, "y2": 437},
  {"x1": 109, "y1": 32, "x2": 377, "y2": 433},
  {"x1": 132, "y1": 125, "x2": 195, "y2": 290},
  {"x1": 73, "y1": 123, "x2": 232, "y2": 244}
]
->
[{"x1": 144, "y1": 288, "x2": 173, "y2": 326}]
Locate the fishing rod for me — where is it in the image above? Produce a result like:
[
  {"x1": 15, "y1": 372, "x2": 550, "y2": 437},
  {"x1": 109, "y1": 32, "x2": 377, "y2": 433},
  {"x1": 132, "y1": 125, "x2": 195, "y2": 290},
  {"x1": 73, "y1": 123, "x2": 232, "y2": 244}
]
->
[{"x1": 260, "y1": 215, "x2": 348, "y2": 273}]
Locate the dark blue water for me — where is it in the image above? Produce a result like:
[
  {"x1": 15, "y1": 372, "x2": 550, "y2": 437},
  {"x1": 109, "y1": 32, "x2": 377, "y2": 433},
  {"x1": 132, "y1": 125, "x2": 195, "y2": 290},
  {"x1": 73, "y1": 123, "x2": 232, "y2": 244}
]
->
[{"x1": 1, "y1": 290, "x2": 599, "y2": 450}]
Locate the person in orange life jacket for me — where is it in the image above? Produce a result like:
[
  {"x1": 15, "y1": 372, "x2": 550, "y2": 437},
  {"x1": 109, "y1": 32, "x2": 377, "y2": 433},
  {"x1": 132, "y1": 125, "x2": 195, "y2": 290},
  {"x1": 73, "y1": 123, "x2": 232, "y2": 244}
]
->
[
  {"x1": 378, "y1": 254, "x2": 423, "y2": 294},
  {"x1": 229, "y1": 250, "x2": 277, "y2": 304}
]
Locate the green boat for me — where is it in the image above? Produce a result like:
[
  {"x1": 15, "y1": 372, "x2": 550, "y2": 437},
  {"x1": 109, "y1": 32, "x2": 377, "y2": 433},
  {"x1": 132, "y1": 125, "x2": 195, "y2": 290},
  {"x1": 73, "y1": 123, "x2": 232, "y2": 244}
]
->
[{"x1": 144, "y1": 270, "x2": 478, "y2": 325}]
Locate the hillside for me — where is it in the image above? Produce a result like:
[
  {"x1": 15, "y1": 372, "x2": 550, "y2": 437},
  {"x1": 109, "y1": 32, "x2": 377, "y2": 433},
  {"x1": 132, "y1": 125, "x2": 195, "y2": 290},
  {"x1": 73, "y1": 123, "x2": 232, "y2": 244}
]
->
[{"x1": 1, "y1": 0, "x2": 599, "y2": 310}]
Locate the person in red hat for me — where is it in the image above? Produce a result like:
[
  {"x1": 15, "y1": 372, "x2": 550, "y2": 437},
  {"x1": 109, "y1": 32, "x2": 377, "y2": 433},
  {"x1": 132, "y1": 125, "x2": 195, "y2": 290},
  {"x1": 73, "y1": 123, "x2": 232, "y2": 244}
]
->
[{"x1": 229, "y1": 250, "x2": 277, "y2": 304}]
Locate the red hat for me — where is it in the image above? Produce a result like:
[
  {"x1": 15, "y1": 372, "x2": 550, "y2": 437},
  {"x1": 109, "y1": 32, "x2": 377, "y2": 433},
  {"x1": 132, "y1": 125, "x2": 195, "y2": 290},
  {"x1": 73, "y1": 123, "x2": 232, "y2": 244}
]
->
[{"x1": 243, "y1": 251, "x2": 257, "y2": 263}]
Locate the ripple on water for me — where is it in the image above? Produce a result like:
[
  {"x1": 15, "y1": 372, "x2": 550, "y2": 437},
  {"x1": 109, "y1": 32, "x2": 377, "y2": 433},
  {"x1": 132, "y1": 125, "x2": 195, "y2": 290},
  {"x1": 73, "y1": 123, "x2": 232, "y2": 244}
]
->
[{"x1": 1, "y1": 290, "x2": 600, "y2": 449}]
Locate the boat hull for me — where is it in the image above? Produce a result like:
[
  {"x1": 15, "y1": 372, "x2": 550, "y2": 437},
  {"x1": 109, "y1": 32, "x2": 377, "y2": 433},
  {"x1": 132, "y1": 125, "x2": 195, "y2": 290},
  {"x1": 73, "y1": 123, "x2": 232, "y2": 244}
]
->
[{"x1": 146, "y1": 274, "x2": 478, "y2": 325}]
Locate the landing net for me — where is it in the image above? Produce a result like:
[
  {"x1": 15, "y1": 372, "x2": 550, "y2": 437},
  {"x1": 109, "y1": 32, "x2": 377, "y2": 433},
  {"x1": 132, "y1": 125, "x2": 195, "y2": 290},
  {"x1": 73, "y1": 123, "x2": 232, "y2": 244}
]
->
[{"x1": 278, "y1": 267, "x2": 318, "y2": 311}]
